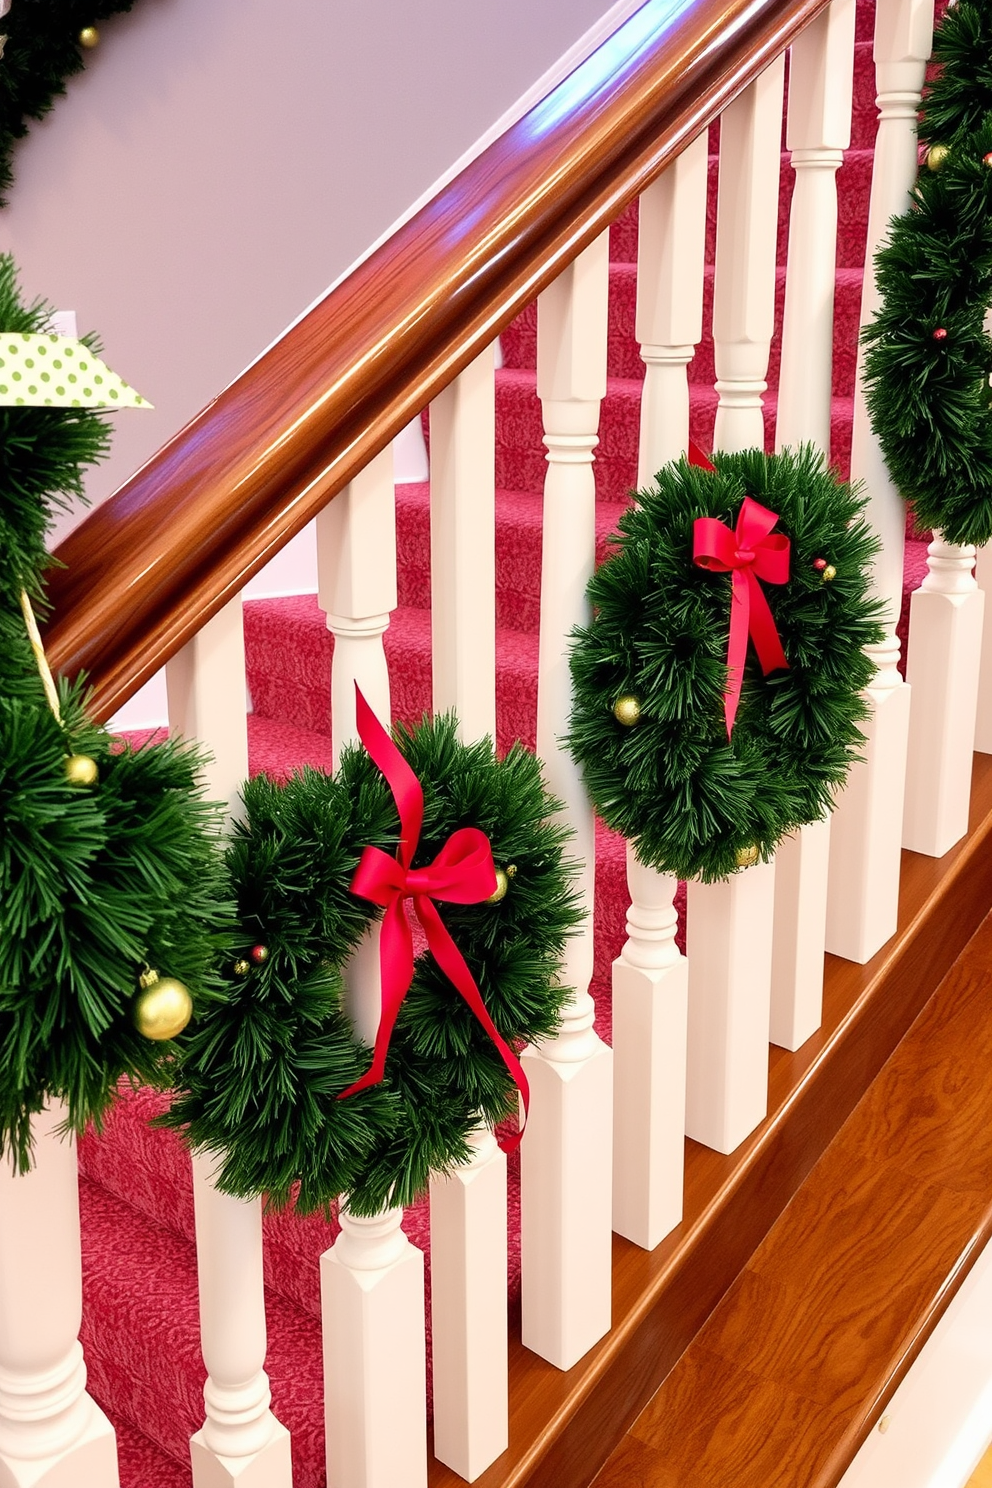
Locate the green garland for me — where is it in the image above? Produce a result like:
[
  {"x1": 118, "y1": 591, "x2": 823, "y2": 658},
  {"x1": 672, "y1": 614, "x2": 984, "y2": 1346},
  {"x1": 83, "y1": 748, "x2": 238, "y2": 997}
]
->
[
  {"x1": 164, "y1": 715, "x2": 582, "y2": 1217},
  {"x1": 862, "y1": 0, "x2": 992, "y2": 546},
  {"x1": 0, "y1": 254, "x2": 230, "y2": 1170},
  {"x1": 567, "y1": 448, "x2": 885, "y2": 883},
  {"x1": 0, "y1": 2, "x2": 143, "y2": 205}
]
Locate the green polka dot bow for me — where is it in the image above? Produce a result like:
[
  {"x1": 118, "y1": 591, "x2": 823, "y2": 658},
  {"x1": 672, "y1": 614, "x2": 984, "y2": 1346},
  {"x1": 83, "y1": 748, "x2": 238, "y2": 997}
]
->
[{"x1": 0, "y1": 333, "x2": 151, "y2": 408}]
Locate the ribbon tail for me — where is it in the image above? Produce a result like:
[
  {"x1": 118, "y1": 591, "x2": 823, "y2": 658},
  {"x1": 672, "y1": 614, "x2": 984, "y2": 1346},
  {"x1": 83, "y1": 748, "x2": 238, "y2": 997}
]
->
[
  {"x1": 417, "y1": 897, "x2": 530, "y2": 1153},
  {"x1": 337, "y1": 902, "x2": 415, "y2": 1101},
  {"x1": 724, "y1": 570, "x2": 750, "y2": 737},
  {"x1": 745, "y1": 572, "x2": 789, "y2": 675}
]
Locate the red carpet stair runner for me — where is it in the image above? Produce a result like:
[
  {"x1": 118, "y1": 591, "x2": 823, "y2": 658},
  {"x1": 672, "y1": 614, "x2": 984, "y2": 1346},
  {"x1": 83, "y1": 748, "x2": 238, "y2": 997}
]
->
[{"x1": 76, "y1": 5, "x2": 929, "y2": 1481}]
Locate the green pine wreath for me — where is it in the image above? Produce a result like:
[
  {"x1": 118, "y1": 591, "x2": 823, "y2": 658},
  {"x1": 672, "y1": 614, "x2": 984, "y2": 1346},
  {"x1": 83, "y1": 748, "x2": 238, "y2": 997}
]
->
[
  {"x1": 164, "y1": 714, "x2": 582, "y2": 1217},
  {"x1": 862, "y1": 0, "x2": 992, "y2": 546},
  {"x1": 567, "y1": 448, "x2": 885, "y2": 883}
]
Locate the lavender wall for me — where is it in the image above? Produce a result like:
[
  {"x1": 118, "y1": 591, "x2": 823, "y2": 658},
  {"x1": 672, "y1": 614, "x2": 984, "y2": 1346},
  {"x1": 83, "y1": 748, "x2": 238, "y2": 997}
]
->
[{"x1": 0, "y1": 0, "x2": 622, "y2": 516}]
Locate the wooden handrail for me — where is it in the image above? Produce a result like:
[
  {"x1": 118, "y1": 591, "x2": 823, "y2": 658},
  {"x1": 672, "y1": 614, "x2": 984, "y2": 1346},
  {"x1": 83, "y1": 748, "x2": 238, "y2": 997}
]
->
[{"x1": 46, "y1": 0, "x2": 829, "y2": 721}]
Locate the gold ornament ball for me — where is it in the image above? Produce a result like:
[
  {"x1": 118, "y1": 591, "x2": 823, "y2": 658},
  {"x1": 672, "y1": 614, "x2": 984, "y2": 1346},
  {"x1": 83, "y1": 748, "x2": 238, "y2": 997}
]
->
[
  {"x1": 65, "y1": 753, "x2": 99, "y2": 787},
  {"x1": 613, "y1": 694, "x2": 642, "y2": 726},
  {"x1": 926, "y1": 143, "x2": 949, "y2": 171},
  {"x1": 233, "y1": 958, "x2": 250, "y2": 978},
  {"x1": 132, "y1": 969, "x2": 193, "y2": 1041},
  {"x1": 822, "y1": 564, "x2": 837, "y2": 582},
  {"x1": 486, "y1": 864, "x2": 516, "y2": 904},
  {"x1": 735, "y1": 843, "x2": 760, "y2": 869},
  {"x1": 78, "y1": 25, "x2": 100, "y2": 48}
]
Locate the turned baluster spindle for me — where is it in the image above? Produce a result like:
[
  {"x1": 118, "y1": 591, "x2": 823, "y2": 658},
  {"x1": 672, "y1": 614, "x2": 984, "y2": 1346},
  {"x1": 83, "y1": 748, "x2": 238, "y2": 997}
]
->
[
  {"x1": 827, "y1": 0, "x2": 932, "y2": 959},
  {"x1": 0, "y1": 1107, "x2": 118, "y2": 1488},
  {"x1": 684, "y1": 64, "x2": 784, "y2": 1155},
  {"x1": 523, "y1": 233, "x2": 613, "y2": 1370},
  {"x1": 903, "y1": 537, "x2": 983, "y2": 855},
  {"x1": 712, "y1": 55, "x2": 785, "y2": 455},
  {"x1": 166, "y1": 601, "x2": 293, "y2": 1488},
  {"x1": 611, "y1": 142, "x2": 706, "y2": 1250},
  {"x1": 771, "y1": 0, "x2": 855, "y2": 1051},
  {"x1": 428, "y1": 349, "x2": 508, "y2": 1478}
]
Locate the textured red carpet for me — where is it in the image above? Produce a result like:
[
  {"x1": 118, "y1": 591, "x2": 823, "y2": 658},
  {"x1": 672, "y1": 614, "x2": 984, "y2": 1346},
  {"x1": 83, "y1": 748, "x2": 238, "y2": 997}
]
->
[{"x1": 82, "y1": 11, "x2": 916, "y2": 1481}]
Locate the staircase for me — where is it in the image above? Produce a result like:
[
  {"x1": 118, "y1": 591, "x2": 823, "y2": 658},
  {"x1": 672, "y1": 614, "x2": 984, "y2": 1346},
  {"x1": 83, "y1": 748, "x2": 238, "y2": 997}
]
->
[{"x1": 64, "y1": 3, "x2": 936, "y2": 1484}]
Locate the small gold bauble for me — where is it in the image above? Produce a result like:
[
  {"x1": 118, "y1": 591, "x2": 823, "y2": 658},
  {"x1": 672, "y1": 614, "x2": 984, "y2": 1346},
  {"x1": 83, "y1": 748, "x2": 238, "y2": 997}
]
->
[
  {"x1": 487, "y1": 863, "x2": 517, "y2": 904},
  {"x1": 735, "y1": 843, "x2": 760, "y2": 869},
  {"x1": 613, "y1": 694, "x2": 642, "y2": 726},
  {"x1": 233, "y1": 958, "x2": 250, "y2": 978},
  {"x1": 926, "y1": 142, "x2": 950, "y2": 171},
  {"x1": 821, "y1": 564, "x2": 837, "y2": 582},
  {"x1": 78, "y1": 26, "x2": 100, "y2": 48},
  {"x1": 132, "y1": 969, "x2": 193, "y2": 1041},
  {"x1": 65, "y1": 753, "x2": 99, "y2": 787}
]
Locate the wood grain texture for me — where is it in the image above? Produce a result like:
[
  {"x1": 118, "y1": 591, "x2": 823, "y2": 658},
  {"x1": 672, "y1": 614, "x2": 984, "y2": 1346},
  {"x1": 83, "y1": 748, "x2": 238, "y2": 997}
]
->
[
  {"x1": 425, "y1": 756, "x2": 992, "y2": 1488},
  {"x1": 594, "y1": 907, "x2": 992, "y2": 1488},
  {"x1": 43, "y1": 0, "x2": 829, "y2": 722}
]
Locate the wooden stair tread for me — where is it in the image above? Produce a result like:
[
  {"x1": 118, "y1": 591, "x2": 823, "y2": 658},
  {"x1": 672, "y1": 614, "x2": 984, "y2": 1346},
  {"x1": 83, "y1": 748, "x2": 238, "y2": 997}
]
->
[
  {"x1": 430, "y1": 754, "x2": 992, "y2": 1488},
  {"x1": 592, "y1": 899, "x2": 992, "y2": 1488}
]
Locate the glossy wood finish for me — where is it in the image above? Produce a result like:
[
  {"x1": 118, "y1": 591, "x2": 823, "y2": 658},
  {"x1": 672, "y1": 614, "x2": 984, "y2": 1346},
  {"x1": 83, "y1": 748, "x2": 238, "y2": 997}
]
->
[
  {"x1": 45, "y1": 0, "x2": 829, "y2": 721},
  {"x1": 594, "y1": 892, "x2": 992, "y2": 1488},
  {"x1": 426, "y1": 754, "x2": 992, "y2": 1488}
]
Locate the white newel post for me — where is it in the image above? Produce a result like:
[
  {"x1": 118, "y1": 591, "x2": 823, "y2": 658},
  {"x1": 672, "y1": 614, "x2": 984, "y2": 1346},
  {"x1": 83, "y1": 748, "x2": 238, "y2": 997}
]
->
[
  {"x1": 167, "y1": 602, "x2": 292, "y2": 1488},
  {"x1": 771, "y1": 0, "x2": 856, "y2": 1049},
  {"x1": 682, "y1": 62, "x2": 784, "y2": 1154},
  {"x1": 428, "y1": 352, "x2": 508, "y2": 1479},
  {"x1": 609, "y1": 140, "x2": 707, "y2": 1251},
  {"x1": 0, "y1": 1107, "x2": 118, "y2": 1488},
  {"x1": 975, "y1": 544, "x2": 992, "y2": 753},
  {"x1": 826, "y1": 0, "x2": 931, "y2": 959},
  {"x1": 523, "y1": 233, "x2": 613, "y2": 1370},
  {"x1": 316, "y1": 447, "x2": 428, "y2": 1488},
  {"x1": 903, "y1": 539, "x2": 984, "y2": 855}
]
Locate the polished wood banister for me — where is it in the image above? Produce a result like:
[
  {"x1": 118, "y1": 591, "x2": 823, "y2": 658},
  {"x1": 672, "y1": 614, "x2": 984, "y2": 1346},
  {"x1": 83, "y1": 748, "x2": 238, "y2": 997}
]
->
[{"x1": 46, "y1": 0, "x2": 829, "y2": 721}]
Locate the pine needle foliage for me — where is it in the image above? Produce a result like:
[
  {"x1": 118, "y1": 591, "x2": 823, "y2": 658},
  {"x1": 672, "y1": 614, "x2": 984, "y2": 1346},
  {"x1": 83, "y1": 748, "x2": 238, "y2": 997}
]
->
[
  {"x1": 0, "y1": 252, "x2": 231, "y2": 1170},
  {"x1": 567, "y1": 449, "x2": 885, "y2": 883},
  {"x1": 165, "y1": 715, "x2": 582, "y2": 1217},
  {"x1": 0, "y1": 1, "x2": 141, "y2": 205},
  {"x1": 862, "y1": 0, "x2": 992, "y2": 546}
]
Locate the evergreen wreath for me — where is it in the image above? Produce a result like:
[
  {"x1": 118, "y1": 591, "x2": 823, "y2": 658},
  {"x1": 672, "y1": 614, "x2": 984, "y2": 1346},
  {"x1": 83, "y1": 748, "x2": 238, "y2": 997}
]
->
[
  {"x1": 0, "y1": 254, "x2": 230, "y2": 1171},
  {"x1": 567, "y1": 447, "x2": 885, "y2": 883},
  {"x1": 862, "y1": 0, "x2": 992, "y2": 547},
  {"x1": 164, "y1": 714, "x2": 582, "y2": 1218},
  {"x1": 0, "y1": 2, "x2": 143, "y2": 205}
]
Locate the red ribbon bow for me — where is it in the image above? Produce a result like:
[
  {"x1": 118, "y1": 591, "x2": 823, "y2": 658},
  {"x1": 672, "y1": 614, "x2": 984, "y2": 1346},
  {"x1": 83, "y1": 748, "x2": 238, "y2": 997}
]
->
[
  {"x1": 688, "y1": 443, "x2": 791, "y2": 737},
  {"x1": 337, "y1": 688, "x2": 530, "y2": 1153}
]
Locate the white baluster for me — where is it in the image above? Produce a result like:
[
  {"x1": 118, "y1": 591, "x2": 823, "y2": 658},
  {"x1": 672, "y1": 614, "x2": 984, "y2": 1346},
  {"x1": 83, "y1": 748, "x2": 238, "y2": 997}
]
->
[
  {"x1": 321, "y1": 1208, "x2": 427, "y2": 1488},
  {"x1": 771, "y1": 0, "x2": 856, "y2": 1048},
  {"x1": 429, "y1": 1129, "x2": 506, "y2": 1481},
  {"x1": 611, "y1": 145, "x2": 706, "y2": 1251},
  {"x1": 612, "y1": 847, "x2": 687, "y2": 1248},
  {"x1": 189, "y1": 1156, "x2": 291, "y2": 1488},
  {"x1": 685, "y1": 861, "x2": 776, "y2": 1153},
  {"x1": 428, "y1": 350, "x2": 507, "y2": 1477},
  {"x1": 712, "y1": 55, "x2": 785, "y2": 454},
  {"x1": 167, "y1": 603, "x2": 292, "y2": 1488},
  {"x1": 0, "y1": 1107, "x2": 118, "y2": 1488},
  {"x1": 523, "y1": 234, "x2": 613, "y2": 1370},
  {"x1": 975, "y1": 544, "x2": 992, "y2": 753},
  {"x1": 683, "y1": 69, "x2": 783, "y2": 1154},
  {"x1": 903, "y1": 537, "x2": 984, "y2": 855},
  {"x1": 430, "y1": 347, "x2": 496, "y2": 742},
  {"x1": 826, "y1": 0, "x2": 931, "y2": 961},
  {"x1": 317, "y1": 444, "x2": 396, "y2": 762},
  {"x1": 636, "y1": 130, "x2": 708, "y2": 486}
]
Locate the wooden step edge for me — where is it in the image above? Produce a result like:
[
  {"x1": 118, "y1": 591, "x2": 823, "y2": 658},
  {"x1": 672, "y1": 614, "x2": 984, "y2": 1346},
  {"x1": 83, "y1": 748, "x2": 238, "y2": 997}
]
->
[
  {"x1": 427, "y1": 753, "x2": 992, "y2": 1488},
  {"x1": 590, "y1": 907, "x2": 992, "y2": 1488}
]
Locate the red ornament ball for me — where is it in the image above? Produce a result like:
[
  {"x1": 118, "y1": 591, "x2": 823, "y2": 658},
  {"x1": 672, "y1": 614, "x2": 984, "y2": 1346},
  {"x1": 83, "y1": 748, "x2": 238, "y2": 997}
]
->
[
  {"x1": 932, "y1": 327, "x2": 948, "y2": 342},
  {"x1": 984, "y1": 152, "x2": 992, "y2": 167},
  {"x1": 813, "y1": 557, "x2": 828, "y2": 572},
  {"x1": 250, "y1": 944, "x2": 269, "y2": 965}
]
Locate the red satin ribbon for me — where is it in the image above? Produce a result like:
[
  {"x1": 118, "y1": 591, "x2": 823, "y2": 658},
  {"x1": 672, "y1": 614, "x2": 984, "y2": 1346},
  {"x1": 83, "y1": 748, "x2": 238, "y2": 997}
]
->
[
  {"x1": 338, "y1": 688, "x2": 530, "y2": 1153},
  {"x1": 688, "y1": 446, "x2": 791, "y2": 737}
]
